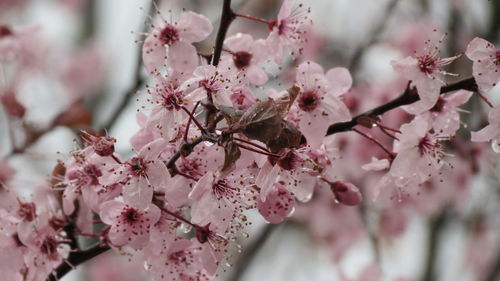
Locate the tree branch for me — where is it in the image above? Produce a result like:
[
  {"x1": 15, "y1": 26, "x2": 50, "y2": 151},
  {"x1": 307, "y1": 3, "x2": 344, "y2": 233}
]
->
[
  {"x1": 47, "y1": 244, "x2": 110, "y2": 281},
  {"x1": 211, "y1": 0, "x2": 235, "y2": 66},
  {"x1": 326, "y1": 77, "x2": 477, "y2": 136}
]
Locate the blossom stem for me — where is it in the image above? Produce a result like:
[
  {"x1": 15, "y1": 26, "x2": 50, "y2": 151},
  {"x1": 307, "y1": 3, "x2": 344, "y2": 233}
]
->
[
  {"x1": 375, "y1": 121, "x2": 401, "y2": 133},
  {"x1": 236, "y1": 143, "x2": 282, "y2": 158},
  {"x1": 183, "y1": 102, "x2": 202, "y2": 142},
  {"x1": 181, "y1": 105, "x2": 206, "y2": 134},
  {"x1": 353, "y1": 128, "x2": 394, "y2": 158},
  {"x1": 233, "y1": 137, "x2": 271, "y2": 152},
  {"x1": 475, "y1": 91, "x2": 494, "y2": 108},
  {"x1": 111, "y1": 154, "x2": 122, "y2": 164},
  {"x1": 234, "y1": 13, "x2": 271, "y2": 25},
  {"x1": 378, "y1": 126, "x2": 399, "y2": 140},
  {"x1": 157, "y1": 205, "x2": 199, "y2": 229}
]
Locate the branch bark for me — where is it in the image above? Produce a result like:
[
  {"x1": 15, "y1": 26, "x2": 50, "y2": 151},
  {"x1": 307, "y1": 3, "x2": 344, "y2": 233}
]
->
[
  {"x1": 326, "y1": 77, "x2": 477, "y2": 136},
  {"x1": 47, "y1": 244, "x2": 110, "y2": 281}
]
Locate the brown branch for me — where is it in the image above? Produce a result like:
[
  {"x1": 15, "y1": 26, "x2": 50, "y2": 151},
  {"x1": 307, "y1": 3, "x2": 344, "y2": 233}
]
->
[
  {"x1": 47, "y1": 244, "x2": 110, "y2": 281},
  {"x1": 227, "y1": 224, "x2": 279, "y2": 281},
  {"x1": 326, "y1": 77, "x2": 477, "y2": 136},
  {"x1": 211, "y1": 0, "x2": 235, "y2": 66},
  {"x1": 420, "y1": 211, "x2": 447, "y2": 281},
  {"x1": 348, "y1": 0, "x2": 399, "y2": 73}
]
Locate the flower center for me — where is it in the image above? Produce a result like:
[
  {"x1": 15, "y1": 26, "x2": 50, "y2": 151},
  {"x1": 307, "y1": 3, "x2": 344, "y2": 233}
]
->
[
  {"x1": 128, "y1": 157, "x2": 148, "y2": 177},
  {"x1": 233, "y1": 51, "x2": 252, "y2": 69},
  {"x1": 162, "y1": 90, "x2": 183, "y2": 111},
  {"x1": 212, "y1": 179, "x2": 236, "y2": 200},
  {"x1": 168, "y1": 250, "x2": 191, "y2": 265},
  {"x1": 83, "y1": 164, "x2": 102, "y2": 186},
  {"x1": 417, "y1": 54, "x2": 437, "y2": 74},
  {"x1": 93, "y1": 136, "x2": 115, "y2": 156},
  {"x1": 0, "y1": 25, "x2": 12, "y2": 38},
  {"x1": 418, "y1": 134, "x2": 437, "y2": 156},
  {"x1": 495, "y1": 50, "x2": 500, "y2": 66},
  {"x1": 199, "y1": 79, "x2": 218, "y2": 94},
  {"x1": 18, "y1": 201, "x2": 36, "y2": 222},
  {"x1": 298, "y1": 91, "x2": 320, "y2": 112},
  {"x1": 159, "y1": 25, "x2": 180, "y2": 46},
  {"x1": 122, "y1": 207, "x2": 141, "y2": 224},
  {"x1": 40, "y1": 236, "x2": 59, "y2": 260}
]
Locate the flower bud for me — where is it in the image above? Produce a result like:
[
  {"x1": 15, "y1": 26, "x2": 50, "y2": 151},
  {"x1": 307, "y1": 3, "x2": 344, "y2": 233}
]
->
[{"x1": 330, "y1": 181, "x2": 362, "y2": 206}]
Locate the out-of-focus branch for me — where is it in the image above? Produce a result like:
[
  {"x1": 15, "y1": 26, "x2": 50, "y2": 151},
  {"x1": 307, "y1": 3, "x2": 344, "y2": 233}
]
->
[
  {"x1": 99, "y1": 0, "x2": 158, "y2": 133},
  {"x1": 420, "y1": 211, "x2": 447, "y2": 281},
  {"x1": 47, "y1": 244, "x2": 110, "y2": 281},
  {"x1": 228, "y1": 224, "x2": 279, "y2": 281},
  {"x1": 348, "y1": 0, "x2": 399, "y2": 74},
  {"x1": 326, "y1": 77, "x2": 477, "y2": 136}
]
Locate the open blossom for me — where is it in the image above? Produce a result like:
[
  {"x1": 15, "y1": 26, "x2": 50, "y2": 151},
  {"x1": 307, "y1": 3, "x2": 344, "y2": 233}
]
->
[
  {"x1": 142, "y1": 11, "x2": 212, "y2": 75},
  {"x1": 147, "y1": 236, "x2": 212, "y2": 281},
  {"x1": 188, "y1": 170, "x2": 254, "y2": 228},
  {"x1": 266, "y1": 0, "x2": 311, "y2": 64},
  {"x1": 100, "y1": 200, "x2": 160, "y2": 249},
  {"x1": 465, "y1": 37, "x2": 500, "y2": 92},
  {"x1": 293, "y1": 61, "x2": 352, "y2": 148},
  {"x1": 220, "y1": 33, "x2": 269, "y2": 85},
  {"x1": 392, "y1": 36, "x2": 460, "y2": 114},
  {"x1": 390, "y1": 117, "x2": 447, "y2": 187},
  {"x1": 471, "y1": 105, "x2": 500, "y2": 153},
  {"x1": 419, "y1": 89, "x2": 472, "y2": 136},
  {"x1": 101, "y1": 139, "x2": 168, "y2": 209},
  {"x1": 146, "y1": 75, "x2": 205, "y2": 140},
  {"x1": 181, "y1": 65, "x2": 238, "y2": 108}
]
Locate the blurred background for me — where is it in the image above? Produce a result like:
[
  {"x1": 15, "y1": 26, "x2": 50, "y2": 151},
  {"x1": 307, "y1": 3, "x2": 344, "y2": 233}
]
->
[{"x1": 1, "y1": 0, "x2": 499, "y2": 281}]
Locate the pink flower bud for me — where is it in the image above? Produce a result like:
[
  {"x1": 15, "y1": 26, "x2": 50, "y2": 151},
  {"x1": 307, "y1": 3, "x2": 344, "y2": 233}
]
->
[{"x1": 330, "y1": 181, "x2": 362, "y2": 206}]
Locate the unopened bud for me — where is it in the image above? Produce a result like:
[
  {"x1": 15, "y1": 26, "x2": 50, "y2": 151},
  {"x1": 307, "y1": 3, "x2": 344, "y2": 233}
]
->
[{"x1": 330, "y1": 181, "x2": 362, "y2": 206}]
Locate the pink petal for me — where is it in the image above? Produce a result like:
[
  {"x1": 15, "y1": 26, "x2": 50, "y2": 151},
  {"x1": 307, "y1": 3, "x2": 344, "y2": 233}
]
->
[
  {"x1": 471, "y1": 125, "x2": 497, "y2": 142},
  {"x1": 99, "y1": 200, "x2": 125, "y2": 225},
  {"x1": 325, "y1": 67, "x2": 352, "y2": 96},
  {"x1": 224, "y1": 33, "x2": 253, "y2": 52},
  {"x1": 177, "y1": 11, "x2": 213, "y2": 43},
  {"x1": 257, "y1": 183, "x2": 295, "y2": 224},
  {"x1": 142, "y1": 30, "x2": 166, "y2": 75},
  {"x1": 299, "y1": 112, "x2": 329, "y2": 149},
  {"x1": 168, "y1": 41, "x2": 198, "y2": 74},
  {"x1": 465, "y1": 37, "x2": 496, "y2": 61},
  {"x1": 278, "y1": 0, "x2": 293, "y2": 20}
]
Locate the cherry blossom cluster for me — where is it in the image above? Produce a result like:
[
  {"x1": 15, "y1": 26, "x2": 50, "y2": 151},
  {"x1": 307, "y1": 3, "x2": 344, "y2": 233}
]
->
[{"x1": 1, "y1": 0, "x2": 500, "y2": 280}]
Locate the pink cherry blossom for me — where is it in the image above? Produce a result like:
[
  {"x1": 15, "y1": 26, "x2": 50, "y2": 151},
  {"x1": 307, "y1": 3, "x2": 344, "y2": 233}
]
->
[
  {"x1": 292, "y1": 61, "x2": 352, "y2": 148},
  {"x1": 392, "y1": 37, "x2": 460, "y2": 114},
  {"x1": 99, "y1": 200, "x2": 160, "y2": 249},
  {"x1": 389, "y1": 117, "x2": 447, "y2": 186},
  {"x1": 146, "y1": 75, "x2": 205, "y2": 140},
  {"x1": 181, "y1": 65, "x2": 239, "y2": 108},
  {"x1": 418, "y1": 89, "x2": 472, "y2": 136},
  {"x1": 471, "y1": 104, "x2": 500, "y2": 153},
  {"x1": 143, "y1": 11, "x2": 212, "y2": 75},
  {"x1": 266, "y1": 0, "x2": 311, "y2": 64},
  {"x1": 329, "y1": 180, "x2": 362, "y2": 206},
  {"x1": 257, "y1": 181, "x2": 295, "y2": 223},
  {"x1": 100, "y1": 139, "x2": 168, "y2": 209},
  {"x1": 465, "y1": 37, "x2": 500, "y2": 92},
  {"x1": 221, "y1": 33, "x2": 269, "y2": 85}
]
